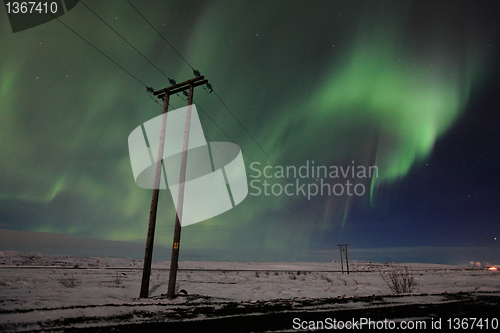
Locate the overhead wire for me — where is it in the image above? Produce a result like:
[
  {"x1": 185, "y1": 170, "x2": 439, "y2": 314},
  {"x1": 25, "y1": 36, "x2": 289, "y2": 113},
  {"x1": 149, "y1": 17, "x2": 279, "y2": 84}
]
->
[
  {"x1": 180, "y1": 104, "x2": 319, "y2": 229},
  {"x1": 70, "y1": 1, "x2": 186, "y2": 110},
  {"x1": 58, "y1": 1, "x2": 333, "y2": 236},
  {"x1": 211, "y1": 90, "x2": 278, "y2": 166},
  {"x1": 80, "y1": 0, "x2": 176, "y2": 84},
  {"x1": 51, "y1": 12, "x2": 148, "y2": 88},
  {"x1": 124, "y1": 0, "x2": 332, "y2": 233},
  {"x1": 126, "y1": 0, "x2": 195, "y2": 71},
  {"x1": 124, "y1": 0, "x2": 287, "y2": 169},
  {"x1": 52, "y1": 0, "x2": 179, "y2": 113}
]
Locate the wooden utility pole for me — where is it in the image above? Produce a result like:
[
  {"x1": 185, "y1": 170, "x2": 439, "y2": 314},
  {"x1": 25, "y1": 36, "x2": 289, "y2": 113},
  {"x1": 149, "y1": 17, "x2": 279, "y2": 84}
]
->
[
  {"x1": 139, "y1": 76, "x2": 208, "y2": 298},
  {"x1": 139, "y1": 92, "x2": 169, "y2": 298},
  {"x1": 337, "y1": 244, "x2": 349, "y2": 274},
  {"x1": 166, "y1": 83, "x2": 193, "y2": 299}
]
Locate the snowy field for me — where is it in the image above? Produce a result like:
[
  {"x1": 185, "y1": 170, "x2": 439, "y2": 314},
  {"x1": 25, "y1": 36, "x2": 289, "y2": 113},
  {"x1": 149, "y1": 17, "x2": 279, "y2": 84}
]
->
[{"x1": 0, "y1": 251, "x2": 499, "y2": 332}]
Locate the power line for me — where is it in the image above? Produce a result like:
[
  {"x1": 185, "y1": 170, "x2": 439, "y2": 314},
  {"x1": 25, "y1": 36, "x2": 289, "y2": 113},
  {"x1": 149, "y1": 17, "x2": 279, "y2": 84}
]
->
[
  {"x1": 212, "y1": 90, "x2": 279, "y2": 166},
  {"x1": 208, "y1": 92, "x2": 330, "y2": 224},
  {"x1": 121, "y1": 3, "x2": 308, "y2": 197},
  {"x1": 75, "y1": 1, "x2": 188, "y2": 109},
  {"x1": 196, "y1": 104, "x2": 334, "y2": 236},
  {"x1": 124, "y1": 1, "x2": 330, "y2": 229},
  {"x1": 80, "y1": 0, "x2": 176, "y2": 84},
  {"x1": 51, "y1": 13, "x2": 148, "y2": 88},
  {"x1": 195, "y1": 105, "x2": 321, "y2": 233},
  {"x1": 126, "y1": 0, "x2": 195, "y2": 70},
  {"x1": 154, "y1": 99, "x2": 321, "y2": 232},
  {"x1": 121, "y1": 4, "x2": 320, "y2": 215},
  {"x1": 125, "y1": 1, "x2": 278, "y2": 166},
  {"x1": 60, "y1": 1, "x2": 331, "y2": 234}
]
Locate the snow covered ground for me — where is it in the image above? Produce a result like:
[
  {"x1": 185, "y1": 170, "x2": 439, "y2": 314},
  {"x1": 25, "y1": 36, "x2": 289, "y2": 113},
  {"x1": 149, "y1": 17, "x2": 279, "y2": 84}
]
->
[{"x1": 0, "y1": 251, "x2": 498, "y2": 332}]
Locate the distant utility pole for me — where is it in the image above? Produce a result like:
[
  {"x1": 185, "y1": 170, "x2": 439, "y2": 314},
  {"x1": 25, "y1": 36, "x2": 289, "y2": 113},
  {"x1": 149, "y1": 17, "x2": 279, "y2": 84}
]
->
[
  {"x1": 337, "y1": 244, "x2": 349, "y2": 274},
  {"x1": 139, "y1": 75, "x2": 208, "y2": 299}
]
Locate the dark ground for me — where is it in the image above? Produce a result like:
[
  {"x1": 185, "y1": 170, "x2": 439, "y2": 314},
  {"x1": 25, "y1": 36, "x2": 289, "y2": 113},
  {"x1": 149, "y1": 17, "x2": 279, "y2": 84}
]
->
[{"x1": 55, "y1": 292, "x2": 499, "y2": 332}]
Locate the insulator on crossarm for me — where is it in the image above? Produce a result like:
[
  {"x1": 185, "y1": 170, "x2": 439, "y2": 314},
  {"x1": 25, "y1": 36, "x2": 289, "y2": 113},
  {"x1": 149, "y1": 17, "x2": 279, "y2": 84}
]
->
[{"x1": 204, "y1": 83, "x2": 213, "y2": 94}]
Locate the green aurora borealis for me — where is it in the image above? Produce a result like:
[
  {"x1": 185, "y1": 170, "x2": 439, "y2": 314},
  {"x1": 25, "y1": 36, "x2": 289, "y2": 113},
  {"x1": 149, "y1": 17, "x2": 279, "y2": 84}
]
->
[{"x1": 1, "y1": 1, "x2": 499, "y2": 263}]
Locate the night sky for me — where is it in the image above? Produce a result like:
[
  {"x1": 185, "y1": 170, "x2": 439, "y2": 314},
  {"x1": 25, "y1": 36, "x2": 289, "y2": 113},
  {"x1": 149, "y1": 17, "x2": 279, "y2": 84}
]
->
[{"x1": 1, "y1": 1, "x2": 499, "y2": 264}]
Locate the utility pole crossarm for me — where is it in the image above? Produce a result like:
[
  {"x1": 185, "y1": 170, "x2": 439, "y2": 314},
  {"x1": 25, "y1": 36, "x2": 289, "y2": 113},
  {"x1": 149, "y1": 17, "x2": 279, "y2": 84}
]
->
[
  {"x1": 157, "y1": 79, "x2": 208, "y2": 99},
  {"x1": 153, "y1": 76, "x2": 206, "y2": 96}
]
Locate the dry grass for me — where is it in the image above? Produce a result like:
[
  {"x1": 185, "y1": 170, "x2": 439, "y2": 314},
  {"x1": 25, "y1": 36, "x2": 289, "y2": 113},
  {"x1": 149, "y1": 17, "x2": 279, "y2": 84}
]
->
[{"x1": 379, "y1": 258, "x2": 418, "y2": 294}]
